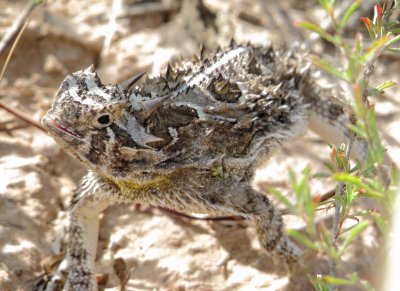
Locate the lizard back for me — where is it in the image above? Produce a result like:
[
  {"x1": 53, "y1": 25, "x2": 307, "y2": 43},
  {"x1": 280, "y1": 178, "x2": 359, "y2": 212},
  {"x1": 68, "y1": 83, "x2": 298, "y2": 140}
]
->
[{"x1": 42, "y1": 43, "x2": 315, "y2": 182}]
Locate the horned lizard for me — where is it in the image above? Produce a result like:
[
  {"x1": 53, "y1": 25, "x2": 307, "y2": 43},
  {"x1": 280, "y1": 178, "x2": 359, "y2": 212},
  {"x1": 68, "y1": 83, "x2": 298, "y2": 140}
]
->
[{"x1": 40, "y1": 42, "x2": 368, "y2": 290}]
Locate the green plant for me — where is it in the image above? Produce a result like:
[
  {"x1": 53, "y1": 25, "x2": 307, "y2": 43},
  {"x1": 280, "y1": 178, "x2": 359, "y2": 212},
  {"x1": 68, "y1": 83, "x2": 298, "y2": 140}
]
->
[{"x1": 271, "y1": 1, "x2": 399, "y2": 290}]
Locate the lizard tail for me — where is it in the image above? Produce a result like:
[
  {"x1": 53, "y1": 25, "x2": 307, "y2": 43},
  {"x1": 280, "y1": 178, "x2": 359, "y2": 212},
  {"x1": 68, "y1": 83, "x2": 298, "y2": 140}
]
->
[
  {"x1": 308, "y1": 100, "x2": 369, "y2": 162},
  {"x1": 304, "y1": 86, "x2": 392, "y2": 186}
]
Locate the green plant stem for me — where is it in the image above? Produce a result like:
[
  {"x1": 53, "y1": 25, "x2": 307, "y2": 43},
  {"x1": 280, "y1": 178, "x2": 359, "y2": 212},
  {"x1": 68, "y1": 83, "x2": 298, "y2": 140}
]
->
[
  {"x1": 330, "y1": 134, "x2": 354, "y2": 291},
  {"x1": 359, "y1": 8, "x2": 394, "y2": 188}
]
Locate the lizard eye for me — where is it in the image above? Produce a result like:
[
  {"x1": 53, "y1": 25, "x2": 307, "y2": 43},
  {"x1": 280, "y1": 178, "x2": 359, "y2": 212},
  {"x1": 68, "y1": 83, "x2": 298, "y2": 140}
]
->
[{"x1": 95, "y1": 113, "x2": 113, "y2": 127}]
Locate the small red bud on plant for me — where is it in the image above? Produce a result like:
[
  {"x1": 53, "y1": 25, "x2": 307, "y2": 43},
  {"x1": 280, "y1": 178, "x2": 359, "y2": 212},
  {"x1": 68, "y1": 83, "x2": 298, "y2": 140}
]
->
[
  {"x1": 360, "y1": 17, "x2": 376, "y2": 39},
  {"x1": 374, "y1": 4, "x2": 383, "y2": 22},
  {"x1": 360, "y1": 17, "x2": 373, "y2": 30},
  {"x1": 373, "y1": 4, "x2": 383, "y2": 36}
]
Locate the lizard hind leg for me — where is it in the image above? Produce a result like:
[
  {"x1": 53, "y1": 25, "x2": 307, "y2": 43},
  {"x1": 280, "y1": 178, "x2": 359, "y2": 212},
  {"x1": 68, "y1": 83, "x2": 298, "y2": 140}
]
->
[{"x1": 211, "y1": 183, "x2": 302, "y2": 266}]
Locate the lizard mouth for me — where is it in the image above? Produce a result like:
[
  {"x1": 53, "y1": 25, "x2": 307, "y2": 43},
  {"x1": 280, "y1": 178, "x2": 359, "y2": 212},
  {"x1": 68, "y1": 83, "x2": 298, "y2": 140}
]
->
[{"x1": 42, "y1": 116, "x2": 83, "y2": 140}]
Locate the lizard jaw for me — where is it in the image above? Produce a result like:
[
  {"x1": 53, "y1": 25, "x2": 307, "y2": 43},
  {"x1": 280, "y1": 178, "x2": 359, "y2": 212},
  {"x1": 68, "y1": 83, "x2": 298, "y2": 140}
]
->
[{"x1": 42, "y1": 115, "x2": 83, "y2": 140}]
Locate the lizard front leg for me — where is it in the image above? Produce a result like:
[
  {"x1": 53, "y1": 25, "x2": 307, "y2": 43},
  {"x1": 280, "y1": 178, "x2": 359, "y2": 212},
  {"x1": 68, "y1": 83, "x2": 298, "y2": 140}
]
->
[
  {"x1": 63, "y1": 197, "x2": 110, "y2": 290},
  {"x1": 45, "y1": 172, "x2": 116, "y2": 291}
]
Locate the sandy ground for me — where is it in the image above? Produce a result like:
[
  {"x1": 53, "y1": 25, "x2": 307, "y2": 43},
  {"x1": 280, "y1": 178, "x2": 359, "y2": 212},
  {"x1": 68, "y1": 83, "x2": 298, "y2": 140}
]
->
[{"x1": 0, "y1": 0, "x2": 399, "y2": 290}]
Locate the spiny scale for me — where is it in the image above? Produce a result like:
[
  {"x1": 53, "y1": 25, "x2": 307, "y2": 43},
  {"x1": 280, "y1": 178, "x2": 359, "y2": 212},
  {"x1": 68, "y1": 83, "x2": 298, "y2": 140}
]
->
[{"x1": 40, "y1": 42, "x2": 368, "y2": 290}]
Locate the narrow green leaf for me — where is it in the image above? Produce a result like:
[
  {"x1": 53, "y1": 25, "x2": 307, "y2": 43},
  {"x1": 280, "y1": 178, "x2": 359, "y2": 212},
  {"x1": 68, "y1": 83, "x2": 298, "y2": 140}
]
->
[
  {"x1": 322, "y1": 275, "x2": 357, "y2": 285},
  {"x1": 344, "y1": 181, "x2": 357, "y2": 205},
  {"x1": 367, "y1": 88, "x2": 385, "y2": 96},
  {"x1": 334, "y1": 173, "x2": 384, "y2": 198},
  {"x1": 345, "y1": 54, "x2": 358, "y2": 83},
  {"x1": 385, "y1": 33, "x2": 400, "y2": 48},
  {"x1": 268, "y1": 187, "x2": 294, "y2": 210},
  {"x1": 288, "y1": 168, "x2": 297, "y2": 186},
  {"x1": 387, "y1": 47, "x2": 400, "y2": 52},
  {"x1": 287, "y1": 229, "x2": 320, "y2": 250},
  {"x1": 292, "y1": 167, "x2": 316, "y2": 222},
  {"x1": 391, "y1": 166, "x2": 399, "y2": 188},
  {"x1": 366, "y1": 109, "x2": 385, "y2": 164},
  {"x1": 309, "y1": 55, "x2": 348, "y2": 81},
  {"x1": 338, "y1": 1, "x2": 361, "y2": 32},
  {"x1": 323, "y1": 162, "x2": 335, "y2": 173},
  {"x1": 352, "y1": 84, "x2": 365, "y2": 119},
  {"x1": 313, "y1": 172, "x2": 331, "y2": 178},
  {"x1": 362, "y1": 36, "x2": 391, "y2": 63},
  {"x1": 376, "y1": 80, "x2": 397, "y2": 91},
  {"x1": 296, "y1": 21, "x2": 338, "y2": 45},
  {"x1": 370, "y1": 212, "x2": 389, "y2": 235},
  {"x1": 348, "y1": 124, "x2": 368, "y2": 139},
  {"x1": 318, "y1": 0, "x2": 331, "y2": 11},
  {"x1": 385, "y1": 20, "x2": 400, "y2": 29},
  {"x1": 389, "y1": 27, "x2": 400, "y2": 34},
  {"x1": 338, "y1": 221, "x2": 369, "y2": 256},
  {"x1": 311, "y1": 276, "x2": 331, "y2": 291},
  {"x1": 360, "y1": 17, "x2": 376, "y2": 40}
]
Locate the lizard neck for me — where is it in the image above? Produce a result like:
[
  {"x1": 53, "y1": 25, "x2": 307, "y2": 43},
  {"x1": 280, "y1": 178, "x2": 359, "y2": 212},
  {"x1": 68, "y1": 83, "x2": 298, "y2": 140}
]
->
[{"x1": 106, "y1": 168, "x2": 189, "y2": 202}]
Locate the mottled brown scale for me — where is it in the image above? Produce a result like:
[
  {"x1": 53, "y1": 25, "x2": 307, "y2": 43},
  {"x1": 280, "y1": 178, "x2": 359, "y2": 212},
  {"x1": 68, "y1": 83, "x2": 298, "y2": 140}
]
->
[
  {"x1": 166, "y1": 63, "x2": 178, "y2": 81},
  {"x1": 199, "y1": 44, "x2": 208, "y2": 61},
  {"x1": 207, "y1": 75, "x2": 242, "y2": 103}
]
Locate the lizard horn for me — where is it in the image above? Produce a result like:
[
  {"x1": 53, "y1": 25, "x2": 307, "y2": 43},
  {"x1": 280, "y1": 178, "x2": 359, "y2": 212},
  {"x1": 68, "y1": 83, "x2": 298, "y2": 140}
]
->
[
  {"x1": 118, "y1": 72, "x2": 146, "y2": 91},
  {"x1": 133, "y1": 95, "x2": 170, "y2": 120},
  {"x1": 132, "y1": 90, "x2": 180, "y2": 121},
  {"x1": 84, "y1": 64, "x2": 96, "y2": 73}
]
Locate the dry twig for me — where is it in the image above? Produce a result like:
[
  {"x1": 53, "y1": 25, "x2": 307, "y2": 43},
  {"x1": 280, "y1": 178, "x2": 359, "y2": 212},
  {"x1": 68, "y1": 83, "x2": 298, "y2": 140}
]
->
[
  {"x1": 0, "y1": 0, "x2": 42, "y2": 55},
  {"x1": 0, "y1": 101, "x2": 45, "y2": 132}
]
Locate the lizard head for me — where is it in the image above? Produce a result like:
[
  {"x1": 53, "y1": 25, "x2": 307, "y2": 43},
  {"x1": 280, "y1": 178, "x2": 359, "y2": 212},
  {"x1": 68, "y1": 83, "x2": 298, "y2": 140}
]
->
[{"x1": 42, "y1": 65, "x2": 166, "y2": 178}]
